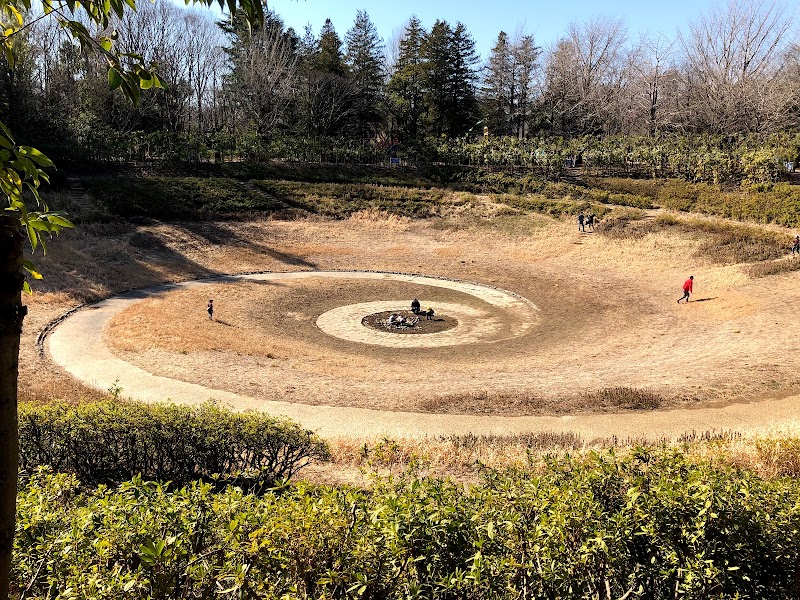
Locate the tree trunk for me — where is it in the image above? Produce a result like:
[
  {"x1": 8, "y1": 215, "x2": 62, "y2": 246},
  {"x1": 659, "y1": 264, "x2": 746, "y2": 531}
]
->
[{"x1": 0, "y1": 214, "x2": 24, "y2": 598}]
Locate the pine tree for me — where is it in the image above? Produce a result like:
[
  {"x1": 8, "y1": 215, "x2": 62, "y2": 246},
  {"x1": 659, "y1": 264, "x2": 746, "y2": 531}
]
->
[
  {"x1": 316, "y1": 18, "x2": 346, "y2": 76},
  {"x1": 482, "y1": 31, "x2": 514, "y2": 136},
  {"x1": 388, "y1": 15, "x2": 426, "y2": 141},
  {"x1": 420, "y1": 19, "x2": 452, "y2": 136},
  {"x1": 345, "y1": 10, "x2": 386, "y2": 139},
  {"x1": 446, "y1": 22, "x2": 480, "y2": 137}
]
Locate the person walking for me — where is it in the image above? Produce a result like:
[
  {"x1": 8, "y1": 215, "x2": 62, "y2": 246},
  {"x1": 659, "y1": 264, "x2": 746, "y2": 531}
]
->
[
  {"x1": 207, "y1": 299, "x2": 214, "y2": 320},
  {"x1": 677, "y1": 276, "x2": 693, "y2": 304},
  {"x1": 586, "y1": 213, "x2": 596, "y2": 231},
  {"x1": 792, "y1": 235, "x2": 800, "y2": 255},
  {"x1": 577, "y1": 212, "x2": 585, "y2": 232}
]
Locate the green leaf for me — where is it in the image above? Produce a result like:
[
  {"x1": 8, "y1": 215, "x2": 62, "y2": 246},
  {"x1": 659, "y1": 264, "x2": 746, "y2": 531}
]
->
[
  {"x1": 23, "y1": 260, "x2": 43, "y2": 279},
  {"x1": 139, "y1": 70, "x2": 154, "y2": 90},
  {"x1": 47, "y1": 214, "x2": 75, "y2": 228},
  {"x1": 26, "y1": 223, "x2": 37, "y2": 251},
  {"x1": 108, "y1": 67, "x2": 122, "y2": 90}
]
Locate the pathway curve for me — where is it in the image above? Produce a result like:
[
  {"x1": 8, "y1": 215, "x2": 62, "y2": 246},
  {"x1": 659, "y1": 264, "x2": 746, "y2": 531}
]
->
[{"x1": 46, "y1": 270, "x2": 800, "y2": 440}]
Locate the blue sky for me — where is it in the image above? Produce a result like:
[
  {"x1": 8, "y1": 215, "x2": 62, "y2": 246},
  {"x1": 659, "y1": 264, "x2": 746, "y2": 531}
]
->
[{"x1": 267, "y1": 0, "x2": 719, "y2": 59}]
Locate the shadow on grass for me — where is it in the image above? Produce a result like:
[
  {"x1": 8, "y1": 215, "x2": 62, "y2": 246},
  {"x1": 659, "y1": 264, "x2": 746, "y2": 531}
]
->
[{"x1": 693, "y1": 297, "x2": 717, "y2": 303}]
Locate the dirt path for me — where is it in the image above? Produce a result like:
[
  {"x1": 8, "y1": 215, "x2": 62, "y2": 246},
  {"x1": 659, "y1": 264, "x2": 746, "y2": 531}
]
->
[{"x1": 46, "y1": 268, "x2": 800, "y2": 440}]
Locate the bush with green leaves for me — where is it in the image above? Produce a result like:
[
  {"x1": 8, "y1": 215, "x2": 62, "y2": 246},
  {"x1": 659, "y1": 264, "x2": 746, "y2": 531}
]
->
[
  {"x1": 13, "y1": 449, "x2": 800, "y2": 598},
  {"x1": 18, "y1": 401, "x2": 330, "y2": 489}
]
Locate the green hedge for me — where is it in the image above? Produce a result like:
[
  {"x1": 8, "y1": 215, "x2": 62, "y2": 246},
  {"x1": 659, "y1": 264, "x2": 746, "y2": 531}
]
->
[
  {"x1": 13, "y1": 449, "x2": 800, "y2": 598},
  {"x1": 18, "y1": 401, "x2": 330, "y2": 489}
]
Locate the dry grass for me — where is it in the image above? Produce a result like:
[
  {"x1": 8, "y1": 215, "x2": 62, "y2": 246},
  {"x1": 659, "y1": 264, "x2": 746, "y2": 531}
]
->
[
  {"x1": 746, "y1": 256, "x2": 800, "y2": 278},
  {"x1": 422, "y1": 387, "x2": 668, "y2": 415},
  {"x1": 320, "y1": 429, "x2": 800, "y2": 482},
  {"x1": 347, "y1": 209, "x2": 413, "y2": 230},
  {"x1": 598, "y1": 211, "x2": 789, "y2": 265}
]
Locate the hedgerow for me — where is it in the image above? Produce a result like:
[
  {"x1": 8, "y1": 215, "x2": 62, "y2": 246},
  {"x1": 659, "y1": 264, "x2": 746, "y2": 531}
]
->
[
  {"x1": 13, "y1": 449, "x2": 800, "y2": 598},
  {"x1": 18, "y1": 401, "x2": 330, "y2": 489}
]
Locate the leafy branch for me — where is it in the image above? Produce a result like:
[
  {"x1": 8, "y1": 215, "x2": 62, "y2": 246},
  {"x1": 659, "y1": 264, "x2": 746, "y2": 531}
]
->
[{"x1": 0, "y1": 122, "x2": 73, "y2": 292}]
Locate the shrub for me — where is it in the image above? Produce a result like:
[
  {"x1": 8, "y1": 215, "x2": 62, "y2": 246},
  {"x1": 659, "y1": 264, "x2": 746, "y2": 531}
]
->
[
  {"x1": 496, "y1": 193, "x2": 612, "y2": 218},
  {"x1": 13, "y1": 449, "x2": 800, "y2": 598},
  {"x1": 18, "y1": 400, "x2": 330, "y2": 489}
]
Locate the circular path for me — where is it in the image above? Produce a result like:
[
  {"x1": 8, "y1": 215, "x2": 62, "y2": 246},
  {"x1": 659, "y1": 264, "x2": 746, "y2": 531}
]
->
[{"x1": 47, "y1": 270, "x2": 800, "y2": 440}]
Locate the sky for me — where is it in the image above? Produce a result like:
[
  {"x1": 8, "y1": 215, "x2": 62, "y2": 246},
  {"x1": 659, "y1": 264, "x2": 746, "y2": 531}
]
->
[{"x1": 265, "y1": 0, "x2": 721, "y2": 60}]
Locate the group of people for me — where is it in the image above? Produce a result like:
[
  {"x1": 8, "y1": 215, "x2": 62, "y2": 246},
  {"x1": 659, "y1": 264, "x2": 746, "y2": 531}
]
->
[
  {"x1": 411, "y1": 298, "x2": 435, "y2": 319},
  {"x1": 577, "y1": 212, "x2": 596, "y2": 232},
  {"x1": 387, "y1": 313, "x2": 413, "y2": 326}
]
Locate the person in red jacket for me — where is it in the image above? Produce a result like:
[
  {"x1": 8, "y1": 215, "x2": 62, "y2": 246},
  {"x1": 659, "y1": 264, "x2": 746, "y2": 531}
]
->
[{"x1": 677, "y1": 276, "x2": 693, "y2": 303}]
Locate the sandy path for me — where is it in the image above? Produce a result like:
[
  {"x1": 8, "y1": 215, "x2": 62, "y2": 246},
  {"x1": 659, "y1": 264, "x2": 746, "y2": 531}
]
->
[{"x1": 47, "y1": 269, "x2": 800, "y2": 440}]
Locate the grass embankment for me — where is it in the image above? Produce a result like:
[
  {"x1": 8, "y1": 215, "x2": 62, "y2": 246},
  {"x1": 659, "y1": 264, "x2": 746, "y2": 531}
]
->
[
  {"x1": 82, "y1": 167, "x2": 800, "y2": 229},
  {"x1": 591, "y1": 177, "x2": 800, "y2": 228},
  {"x1": 596, "y1": 208, "x2": 800, "y2": 276},
  {"x1": 85, "y1": 177, "x2": 455, "y2": 220}
]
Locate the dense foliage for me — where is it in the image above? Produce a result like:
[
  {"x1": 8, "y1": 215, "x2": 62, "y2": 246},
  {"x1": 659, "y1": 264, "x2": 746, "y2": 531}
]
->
[
  {"x1": 14, "y1": 449, "x2": 800, "y2": 598},
  {"x1": 18, "y1": 401, "x2": 330, "y2": 489}
]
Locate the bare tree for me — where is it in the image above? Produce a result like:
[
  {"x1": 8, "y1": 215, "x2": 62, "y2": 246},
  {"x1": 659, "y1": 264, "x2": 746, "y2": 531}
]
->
[
  {"x1": 230, "y1": 23, "x2": 298, "y2": 138},
  {"x1": 681, "y1": 0, "x2": 797, "y2": 133},
  {"x1": 627, "y1": 33, "x2": 680, "y2": 135},
  {"x1": 543, "y1": 16, "x2": 629, "y2": 135},
  {"x1": 511, "y1": 30, "x2": 541, "y2": 137},
  {"x1": 183, "y1": 11, "x2": 226, "y2": 132}
]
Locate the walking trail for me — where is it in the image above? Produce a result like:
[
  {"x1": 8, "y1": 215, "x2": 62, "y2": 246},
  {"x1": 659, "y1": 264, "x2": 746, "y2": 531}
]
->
[{"x1": 47, "y1": 270, "x2": 800, "y2": 440}]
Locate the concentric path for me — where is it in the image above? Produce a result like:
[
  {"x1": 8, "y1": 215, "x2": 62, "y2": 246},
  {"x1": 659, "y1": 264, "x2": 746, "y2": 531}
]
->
[{"x1": 46, "y1": 270, "x2": 800, "y2": 439}]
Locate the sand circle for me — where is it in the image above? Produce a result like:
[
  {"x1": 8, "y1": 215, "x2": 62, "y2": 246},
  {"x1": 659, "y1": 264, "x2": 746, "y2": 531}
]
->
[
  {"x1": 362, "y1": 311, "x2": 458, "y2": 335},
  {"x1": 317, "y1": 300, "x2": 515, "y2": 348}
]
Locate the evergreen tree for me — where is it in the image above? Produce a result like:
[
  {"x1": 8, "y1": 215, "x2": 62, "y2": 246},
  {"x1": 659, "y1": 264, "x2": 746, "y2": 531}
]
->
[
  {"x1": 298, "y1": 19, "x2": 357, "y2": 138},
  {"x1": 315, "y1": 18, "x2": 346, "y2": 76},
  {"x1": 420, "y1": 19, "x2": 452, "y2": 136},
  {"x1": 447, "y1": 22, "x2": 480, "y2": 136},
  {"x1": 388, "y1": 15, "x2": 426, "y2": 141},
  {"x1": 422, "y1": 20, "x2": 479, "y2": 137},
  {"x1": 482, "y1": 31, "x2": 514, "y2": 136},
  {"x1": 345, "y1": 10, "x2": 386, "y2": 139}
]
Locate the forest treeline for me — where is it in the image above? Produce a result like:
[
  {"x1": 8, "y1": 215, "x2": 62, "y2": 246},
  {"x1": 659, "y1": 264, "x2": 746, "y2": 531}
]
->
[{"x1": 3, "y1": 0, "x2": 800, "y2": 180}]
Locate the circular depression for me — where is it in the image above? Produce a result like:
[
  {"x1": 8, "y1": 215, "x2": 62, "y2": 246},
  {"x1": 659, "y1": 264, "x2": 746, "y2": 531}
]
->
[{"x1": 44, "y1": 269, "x2": 800, "y2": 439}]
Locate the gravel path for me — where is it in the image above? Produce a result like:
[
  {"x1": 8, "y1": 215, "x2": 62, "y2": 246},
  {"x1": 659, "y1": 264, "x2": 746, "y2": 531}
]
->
[{"x1": 47, "y1": 270, "x2": 800, "y2": 440}]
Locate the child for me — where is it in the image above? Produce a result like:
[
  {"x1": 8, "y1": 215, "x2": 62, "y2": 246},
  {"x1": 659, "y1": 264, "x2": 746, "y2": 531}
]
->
[
  {"x1": 207, "y1": 299, "x2": 214, "y2": 320},
  {"x1": 677, "y1": 276, "x2": 693, "y2": 304}
]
